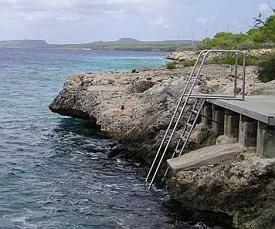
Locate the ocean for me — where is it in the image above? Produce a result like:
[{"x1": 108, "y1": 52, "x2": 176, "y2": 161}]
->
[{"x1": 0, "y1": 48, "x2": 212, "y2": 229}]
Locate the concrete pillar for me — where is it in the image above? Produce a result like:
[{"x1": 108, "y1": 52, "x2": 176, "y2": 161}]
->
[
  {"x1": 224, "y1": 110, "x2": 240, "y2": 139},
  {"x1": 257, "y1": 122, "x2": 275, "y2": 158},
  {"x1": 201, "y1": 103, "x2": 212, "y2": 126},
  {"x1": 212, "y1": 105, "x2": 224, "y2": 136},
  {"x1": 238, "y1": 115, "x2": 257, "y2": 147}
]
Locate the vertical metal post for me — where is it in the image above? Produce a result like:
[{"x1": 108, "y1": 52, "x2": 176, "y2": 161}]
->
[
  {"x1": 145, "y1": 95, "x2": 180, "y2": 183},
  {"x1": 162, "y1": 99, "x2": 199, "y2": 180},
  {"x1": 234, "y1": 54, "x2": 238, "y2": 97},
  {"x1": 242, "y1": 52, "x2": 246, "y2": 101}
]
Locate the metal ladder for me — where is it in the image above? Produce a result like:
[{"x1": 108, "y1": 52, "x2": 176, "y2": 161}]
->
[
  {"x1": 162, "y1": 97, "x2": 205, "y2": 180},
  {"x1": 145, "y1": 51, "x2": 209, "y2": 190},
  {"x1": 145, "y1": 49, "x2": 247, "y2": 190}
]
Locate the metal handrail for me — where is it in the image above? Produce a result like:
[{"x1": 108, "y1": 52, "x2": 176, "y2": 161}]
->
[
  {"x1": 198, "y1": 49, "x2": 246, "y2": 100},
  {"x1": 146, "y1": 49, "x2": 246, "y2": 190},
  {"x1": 145, "y1": 50, "x2": 208, "y2": 183},
  {"x1": 147, "y1": 51, "x2": 209, "y2": 189}
]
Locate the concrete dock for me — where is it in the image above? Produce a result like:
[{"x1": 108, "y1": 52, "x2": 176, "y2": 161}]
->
[
  {"x1": 208, "y1": 95, "x2": 275, "y2": 126},
  {"x1": 204, "y1": 94, "x2": 275, "y2": 158},
  {"x1": 168, "y1": 94, "x2": 275, "y2": 173}
]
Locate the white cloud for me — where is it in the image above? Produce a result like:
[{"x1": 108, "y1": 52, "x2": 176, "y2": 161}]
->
[
  {"x1": 196, "y1": 16, "x2": 215, "y2": 26},
  {"x1": 0, "y1": 0, "x2": 190, "y2": 12},
  {"x1": 258, "y1": 3, "x2": 273, "y2": 16},
  {"x1": 149, "y1": 17, "x2": 170, "y2": 28},
  {"x1": 196, "y1": 17, "x2": 208, "y2": 26},
  {"x1": 0, "y1": 0, "x2": 198, "y2": 23}
]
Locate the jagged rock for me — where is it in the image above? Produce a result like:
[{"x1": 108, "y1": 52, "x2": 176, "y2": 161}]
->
[
  {"x1": 190, "y1": 123, "x2": 210, "y2": 144},
  {"x1": 167, "y1": 51, "x2": 198, "y2": 63},
  {"x1": 50, "y1": 65, "x2": 266, "y2": 161},
  {"x1": 216, "y1": 135, "x2": 237, "y2": 144},
  {"x1": 167, "y1": 49, "x2": 273, "y2": 65},
  {"x1": 168, "y1": 152, "x2": 275, "y2": 229},
  {"x1": 128, "y1": 79, "x2": 155, "y2": 93},
  {"x1": 50, "y1": 68, "x2": 192, "y2": 161}
]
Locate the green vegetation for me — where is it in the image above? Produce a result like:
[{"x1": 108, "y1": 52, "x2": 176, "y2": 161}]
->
[
  {"x1": 196, "y1": 8, "x2": 275, "y2": 82},
  {"x1": 258, "y1": 52, "x2": 275, "y2": 82},
  {"x1": 183, "y1": 59, "x2": 196, "y2": 67},
  {"x1": 166, "y1": 62, "x2": 176, "y2": 70},
  {"x1": 55, "y1": 38, "x2": 199, "y2": 52},
  {"x1": 199, "y1": 14, "x2": 275, "y2": 50},
  {"x1": 207, "y1": 55, "x2": 257, "y2": 66},
  {"x1": 0, "y1": 40, "x2": 49, "y2": 48}
]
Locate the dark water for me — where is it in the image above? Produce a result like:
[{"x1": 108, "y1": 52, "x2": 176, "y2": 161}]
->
[{"x1": 0, "y1": 48, "x2": 213, "y2": 228}]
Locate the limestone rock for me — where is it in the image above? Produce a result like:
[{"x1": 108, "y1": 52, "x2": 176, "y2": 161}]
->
[
  {"x1": 49, "y1": 65, "x2": 268, "y2": 162},
  {"x1": 216, "y1": 135, "x2": 237, "y2": 144},
  {"x1": 166, "y1": 51, "x2": 198, "y2": 63},
  {"x1": 168, "y1": 152, "x2": 275, "y2": 229},
  {"x1": 50, "y1": 68, "x2": 191, "y2": 161},
  {"x1": 190, "y1": 123, "x2": 210, "y2": 144}
]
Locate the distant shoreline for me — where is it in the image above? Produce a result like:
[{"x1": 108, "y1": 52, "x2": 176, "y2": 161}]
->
[
  {"x1": 0, "y1": 47, "x2": 170, "y2": 56},
  {"x1": 0, "y1": 38, "x2": 199, "y2": 52}
]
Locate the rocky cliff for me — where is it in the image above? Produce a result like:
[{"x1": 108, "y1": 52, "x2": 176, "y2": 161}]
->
[
  {"x1": 49, "y1": 65, "x2": 266, "y2": 161},
  {"x1": 49, "y1": 65, "x2": 275, "y2": 228},
  {"x1": 50, "y1": 68, "x2": 191, "y2": 161}
]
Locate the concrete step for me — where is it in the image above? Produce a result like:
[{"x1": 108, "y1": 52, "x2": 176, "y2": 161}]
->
[{"x1": 167, "y1": 143, "x2": 247, "y2": 174}]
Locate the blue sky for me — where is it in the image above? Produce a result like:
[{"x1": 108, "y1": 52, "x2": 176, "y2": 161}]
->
[{"x1": 0, "y1": 0, "x2": 274, "y2": 43}]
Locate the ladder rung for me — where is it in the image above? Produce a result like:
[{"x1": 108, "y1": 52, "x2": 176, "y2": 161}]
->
[
  {"x1": 191, "y1": 109, "x2": 199, "y2": 114},
  {"x1": 186, "y1": 123, "x2": 192, "y2": 129},
  {"x1": 187, "y1": 77, "x2": 197, "y2": 81},
  {"x1": 174, "y1": 149, "x2": 181, "y2": 156},
  {"x1": 183, "y1": 130, "x2": 190, "y2": 137},
  {"x1": 180, "y1": 136, "x2": 189, "y2": 142}
]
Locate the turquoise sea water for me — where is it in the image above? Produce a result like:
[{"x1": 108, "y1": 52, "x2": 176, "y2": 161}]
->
[{"x1": 0, "y1": 48, "x2": 215, "y2": 229}]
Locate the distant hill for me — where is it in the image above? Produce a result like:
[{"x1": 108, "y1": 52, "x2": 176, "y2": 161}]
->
[
  {"x1": 55, "y1": 38, "x2": 199, "y2": 51},
  {"x1": 116, "y1": 38, "x2": 140, "y2": 44},
  {"x1": 0, "y1": 38, "x2": 200, "y2": 51},
  {"x1": 0, "y1": 40, "x2": 50, "y2": 48}
]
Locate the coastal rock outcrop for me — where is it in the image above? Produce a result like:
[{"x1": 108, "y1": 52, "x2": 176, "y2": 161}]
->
[
  {"x1": 50, "y1": 68, "x2": 192, "y2": 161},
  {"x1": 167, "y1": 49, "x2": 274, "y2": 63},
  {"x1": 168, "y1": 152, "x2": 275, "y2": 229},
  {"x1": 167, "y1": 51, "x2": 198, "y2": 63},
  {"x1": 49, "y1": 64, "x2": 275, "y2": 228},
  {"x1": 49, "y1": 65, "x2": 265, "y2": 161}
]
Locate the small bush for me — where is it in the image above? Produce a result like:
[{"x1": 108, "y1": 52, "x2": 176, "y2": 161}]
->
[
  {"x1": 258, "y1": 52, "x2": 275, "y2": 82},
  {"x1": 166, "y1": 62, "x2": 176, "y2": 70},
  {"x1": 183, "y1": 59, "x2": 196, "y2": 67},
  {"x1": 206, "y1": 55, "x2": 257, "y2": 66}
]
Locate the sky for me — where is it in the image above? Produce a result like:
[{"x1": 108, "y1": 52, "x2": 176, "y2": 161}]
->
[{"x1": 0, "y1": 0, "x2": 274, "y2": 44}]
